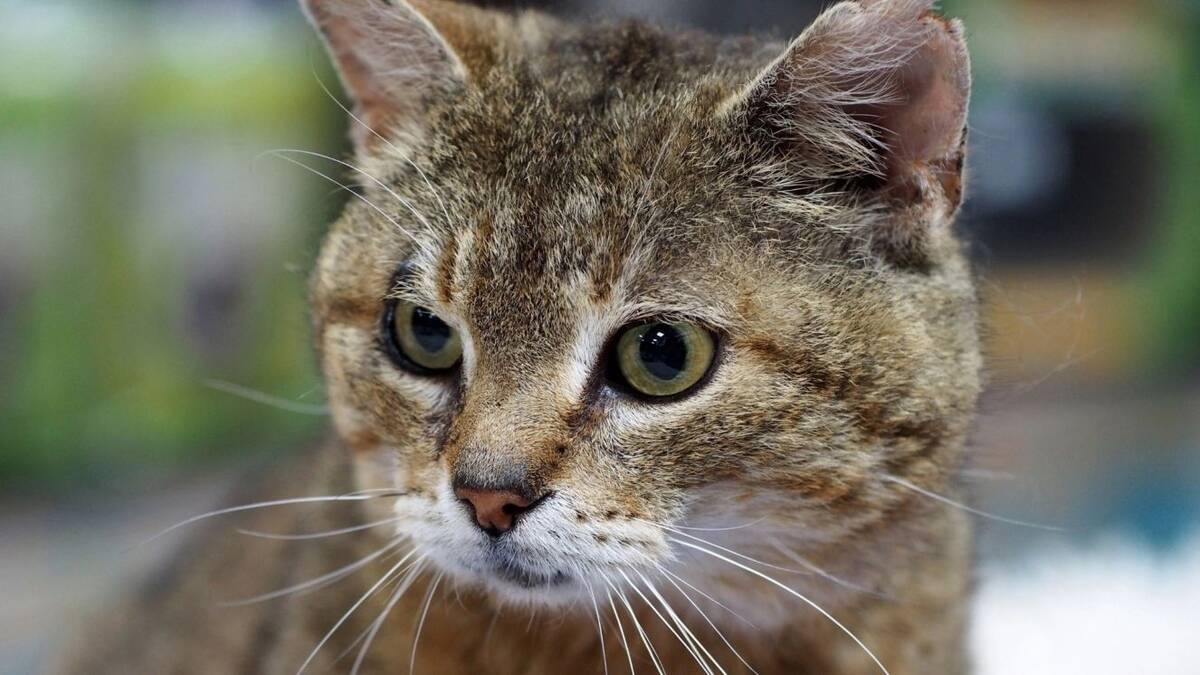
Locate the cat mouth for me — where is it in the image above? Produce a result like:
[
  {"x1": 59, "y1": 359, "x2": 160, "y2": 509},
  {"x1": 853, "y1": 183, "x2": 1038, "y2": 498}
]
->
[{"x1": 472, "y1": 559, "x2": 573, "y2": 589}]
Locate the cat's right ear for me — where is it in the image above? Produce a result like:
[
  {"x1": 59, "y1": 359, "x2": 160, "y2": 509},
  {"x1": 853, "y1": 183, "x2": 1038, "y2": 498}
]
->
[
  {"x1": 720, "y1": 0, "x2": 970, "y2": 269},
  {"x1": 300, "y1": 0, "x2": 468, "y2": 151}
]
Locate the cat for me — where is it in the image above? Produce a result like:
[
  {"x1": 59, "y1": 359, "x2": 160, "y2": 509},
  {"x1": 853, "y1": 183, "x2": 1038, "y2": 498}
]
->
[{"x1": 55, "y1": 0, "x2": 979, "y2": 673}]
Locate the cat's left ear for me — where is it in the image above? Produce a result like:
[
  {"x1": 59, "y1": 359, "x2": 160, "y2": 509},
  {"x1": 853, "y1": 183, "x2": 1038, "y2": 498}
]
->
[
  {"x1": 300, "y1": 0, "x2": 477, "y2": 151},
  {"x1": 723, "y1": 0, "x2": 971, "y2": 267}
]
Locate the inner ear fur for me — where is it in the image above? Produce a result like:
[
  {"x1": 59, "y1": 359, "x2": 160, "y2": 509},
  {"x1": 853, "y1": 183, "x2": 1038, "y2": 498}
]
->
[
  {"x1": 726, "y1": 0, "x2": 971, "y2": 268},
  {"x1": 300, "y1": 0, "x2": 470, "y2": 152}
]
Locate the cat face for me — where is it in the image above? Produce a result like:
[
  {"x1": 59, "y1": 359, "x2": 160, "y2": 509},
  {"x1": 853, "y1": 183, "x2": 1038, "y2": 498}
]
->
[{"x1": 305, "y1": 0, "x2": 979, "y2": 609}]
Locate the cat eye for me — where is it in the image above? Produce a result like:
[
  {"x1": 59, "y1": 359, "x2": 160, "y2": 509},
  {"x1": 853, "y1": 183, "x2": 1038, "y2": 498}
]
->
[
  {"x1": 383, "y1": 300, "x2": 462, "y2": 374},
  {"x1": 610, "y1": 322, "x2": 716, "y2": 398}
]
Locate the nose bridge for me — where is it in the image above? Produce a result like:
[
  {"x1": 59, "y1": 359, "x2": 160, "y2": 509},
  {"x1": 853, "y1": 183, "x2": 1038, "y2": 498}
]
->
[{"x1": 443, "y1": 377, "x2": 569, "y2": 495}]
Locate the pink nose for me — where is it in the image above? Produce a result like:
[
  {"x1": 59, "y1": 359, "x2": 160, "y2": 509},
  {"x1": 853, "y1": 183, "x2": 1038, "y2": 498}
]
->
[{"x1": 454, "y1": 487, "x2": 538, "y2": 536}]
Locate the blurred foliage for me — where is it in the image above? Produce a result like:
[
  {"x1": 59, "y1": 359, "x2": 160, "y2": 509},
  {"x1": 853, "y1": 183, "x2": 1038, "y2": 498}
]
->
[
  {"x1": 1140, "y1": 2, "x2": 1200, "y2": 376},
  {"x1": 0, "y1": 3, "x2": 346, "y2": 484}
]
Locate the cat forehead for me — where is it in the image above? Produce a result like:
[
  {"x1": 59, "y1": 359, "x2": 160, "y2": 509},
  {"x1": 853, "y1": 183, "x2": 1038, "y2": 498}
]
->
[
  {"x1": 382, "y1": 116, "x2": 753, "y2": 301},
  {"x1": 402, "y1": 204, "x2": 741, "y2": 327},
  {"x1": 433, "y1": 103, "x2": 729, "y2": 204}
]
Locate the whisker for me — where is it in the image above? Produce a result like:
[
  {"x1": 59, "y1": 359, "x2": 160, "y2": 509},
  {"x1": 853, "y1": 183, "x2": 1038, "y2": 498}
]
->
[
  {"x1": 237, "y1": 516, "x2": 401, "y2": 541},
  {"x1": 606, "y1": 578, "x2": 665, "y2": 675},
  {"x1": 312, "y1": 71, "x2": 454, "y2": 226},
  {"x1": 220, "y1": 539, "x2": 405, "y2": 607},
  {"x1": 670, "y1": 517, "x2": 767, "y2": 533},
  {"x1": 265, "y1": 149, "x2": 435, "y2": 232},
  {"x1": 352, "y1": 560, "x2": 427, "y2": 675},
  {"x1": 670, "y1": 537, "x2": 890, "y2": 675},
  {"x1": 636, "y1": 519, "x2": 820, "y2": 578},
  {"x1": 261, "y1": 152, "x2": 429, "y2": 251},
  {"x1": 959, "y1": 468, "x2": 1017, "y2": 482},
  {"x1": 409, "y1": 572, "x2": 444, "y2": 674},
  {"x1": 296, "y1": 550, "x2": 420, "y2": 674},
  {"x1": 635, "y1": 570, "x2": 724, "y2": 675},
  {"x1": 657, "y1": 568, "x2": 758, "y2": 630},
  {"x1": 137, "y1": 494, "x2": 395, "y2": 548},
  {"x1": 654, "y1": 565, "x2": 759, "y2": 675},
  {"x1": 333, "y1": 561, "x2": 421, "y2": 664},
  {"x1": 335, "y1": 572, "x2": 405, "y2": 662},
  {"x1": 349, "y1": 584, "x2": 406, "y2": 673},
  {"x1": 619, "y1": 569, "x2": 712, "y2": 675},
  {"x1": 605, "y1": 587, "x2": 637, "y2": 675},
  {"x1": 344, "y1": 488, "x2": 413, "y2": 498},
  {"x1": 766, "y1": 540, "x2": 889, "y2": 599},
  {"x1": 584, "y1": 579, "x2": 610, "y2": 675},
  {"x1": 202, "y1": 379, "x2": 329, "y2": 415},
  {"x1": 882, "y1": 475, "x2": 1064, "y2": 531}
]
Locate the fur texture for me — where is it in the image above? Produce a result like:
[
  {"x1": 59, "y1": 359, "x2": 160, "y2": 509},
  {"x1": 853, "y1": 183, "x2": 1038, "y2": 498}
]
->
[{"x1": 56, "y1": 1, "x2": 981, "y2": 673}]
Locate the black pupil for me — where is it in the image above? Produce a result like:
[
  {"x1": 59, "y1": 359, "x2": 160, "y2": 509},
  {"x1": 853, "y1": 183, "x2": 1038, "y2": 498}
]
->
[
  {"x1": 638, "y1": 324, "x2": 688, "y2": 381},
  {"x1": 410, "y1": 306, "x2": 451, "y2": 354}
]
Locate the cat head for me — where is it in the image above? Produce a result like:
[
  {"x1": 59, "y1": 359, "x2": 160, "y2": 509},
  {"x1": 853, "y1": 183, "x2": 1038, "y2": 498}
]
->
[{"x1": 303, "y1": 0, "x2": 979, "y2": 608}]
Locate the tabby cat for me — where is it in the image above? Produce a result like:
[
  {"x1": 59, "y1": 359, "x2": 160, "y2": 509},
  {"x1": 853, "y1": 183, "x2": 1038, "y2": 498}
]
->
[{"x1": 57, "y1": 0, "x2": 980, "y2": 672}]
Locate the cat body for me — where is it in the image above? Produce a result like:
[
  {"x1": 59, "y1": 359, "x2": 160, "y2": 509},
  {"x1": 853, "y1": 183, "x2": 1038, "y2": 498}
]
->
[{"x1": 57, "y1": 1, "x2": 980, "y2": 673}]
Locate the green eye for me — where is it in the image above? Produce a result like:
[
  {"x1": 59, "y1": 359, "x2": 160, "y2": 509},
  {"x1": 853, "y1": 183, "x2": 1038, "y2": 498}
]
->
[
  {"x1": 386, "y1": 301, "x2": 462, "y2": 373},
  {"x1": 613, "y1": 322, "x2": 716, "y2": 398}
]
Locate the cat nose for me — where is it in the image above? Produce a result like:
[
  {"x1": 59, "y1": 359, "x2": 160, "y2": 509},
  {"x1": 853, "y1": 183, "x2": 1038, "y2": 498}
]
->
[{"x1": 454, "y1": 486, "x2": 548, "y2": 537}]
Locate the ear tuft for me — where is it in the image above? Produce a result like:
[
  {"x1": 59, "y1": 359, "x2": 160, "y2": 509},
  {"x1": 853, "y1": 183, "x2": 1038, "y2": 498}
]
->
[
  {"x1": 300, "y1": 0, "x2": 468, "y2": 151},
  {"x1": 726, "y1": 0, "x2": 972, "y2": 265}
]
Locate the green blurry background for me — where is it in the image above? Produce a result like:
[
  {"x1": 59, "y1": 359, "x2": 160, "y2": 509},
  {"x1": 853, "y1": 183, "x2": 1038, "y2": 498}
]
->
[
  {"x1": 0, "y1": 1, "x2": 347, "y2": 483},
  {"x1": 0, "y1": 0, "x2": 1198, "y2": 671}
]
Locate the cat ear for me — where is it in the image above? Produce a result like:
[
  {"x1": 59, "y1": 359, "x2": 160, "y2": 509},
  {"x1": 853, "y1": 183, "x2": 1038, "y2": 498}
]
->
[
  {"x1": 724, "y1": 0, "x2": 971, "y2": 267},
  {"x1": 300, "y1": 0, "x2": 470, "y2": 151}
]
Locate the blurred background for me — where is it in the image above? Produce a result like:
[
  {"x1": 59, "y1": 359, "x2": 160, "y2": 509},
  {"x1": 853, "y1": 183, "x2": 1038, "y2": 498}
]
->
[{"x1": 1, "y1": 0, "x2": 1197, "y2": 673}]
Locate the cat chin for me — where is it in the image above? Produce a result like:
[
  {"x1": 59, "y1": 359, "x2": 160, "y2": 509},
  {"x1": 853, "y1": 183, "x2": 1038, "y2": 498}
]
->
[
  {"x1": 479, "y1": 575, "x2": 589, "y2": 608},
  {"x1": 428, "y1": 553, "x2": 591, "y2": 607}
]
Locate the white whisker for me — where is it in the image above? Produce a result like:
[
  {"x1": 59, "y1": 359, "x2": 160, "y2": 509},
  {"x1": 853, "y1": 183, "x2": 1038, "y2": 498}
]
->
[
  {"x1": 766, "y1": 540, "x2": 888, "y2": 599},
  {"x1": 262, "y1": 152, "x2": 428, "y2": 252},
  {"x1": 296, "y1": 550, "x2": 420, "y2": 674},
  {"x1": 312, "y1": 72, "x2": 453, "y2": 226},
  {"x1": 636, "y1": 519, "x2": 820, "y2": 578},
  {"x1": 221, "y1": 539, "x2": 405, "y2": 607},
  {"x1": 409, "y1": 572, "x2": 444, "y2": 674},
  {"x1": 657, "y1": 568, "x2": 757, "y2": 630},
  {"x1": 655, "y1": 565, "x2": 759, "y2": 675},
  {"x1": 352, "y1": 560, "x2": 427, "y2": 675},
  {"x1": 343, "y1": 487, "x2": 413, "y2": 497},
  {"x1": 636, "y1": 570, "x2": 725, "y2": 675},
  {"x1": 202, "y1": 379, "x2": 329, "y2": 415},
  {"x1": 237, "y1": 516, "x2": 400, "y2": 541},
  {"x1": 959, "y1": 468, "x2": 1016, "y2": 482},
  {"x1": 620, "y1": 569, "x2": 711, "y2": 675},
  {"x1": 882, "y1": 475, "x2": 1064, "y2": 531},
  {"x1": 334, "y1": 566, "x2": 413, "y2": 664},
  {"x1": 606, "y1": 578, "x2": 665, "y2": 675},
  {"x1": 606, "y1": 587, "x2": 637, "y2": 675},
  {"x1": 670, "y1": 538, "x2": 890, "y2": 675},
  {"x1": 266, "y1": 149, "x2": 435, "y2": 233},
  {"x1": 584, "y1": 579, "x2": 610, "y2": 675},
  {"x1": 671, "y1": 517, "x2": 767, "y2": 533},
  {"x1": 137, "y1": 494, "x2": 393, "y2": 548}
]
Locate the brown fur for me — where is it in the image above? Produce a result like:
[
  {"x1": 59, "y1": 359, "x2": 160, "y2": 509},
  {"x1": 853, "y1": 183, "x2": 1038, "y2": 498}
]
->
[{"x1": 56, "y1": 1, "x2": 981, "y2": 673}]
